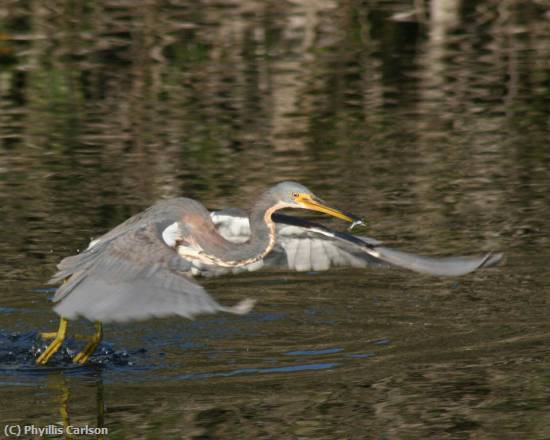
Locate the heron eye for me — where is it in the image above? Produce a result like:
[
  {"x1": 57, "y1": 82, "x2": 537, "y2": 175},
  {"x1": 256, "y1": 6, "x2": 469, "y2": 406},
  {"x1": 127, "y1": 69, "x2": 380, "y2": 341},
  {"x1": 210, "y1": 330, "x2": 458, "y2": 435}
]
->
[{"x1": 292, "y1": 192, "x2": 300, "y2": 198}]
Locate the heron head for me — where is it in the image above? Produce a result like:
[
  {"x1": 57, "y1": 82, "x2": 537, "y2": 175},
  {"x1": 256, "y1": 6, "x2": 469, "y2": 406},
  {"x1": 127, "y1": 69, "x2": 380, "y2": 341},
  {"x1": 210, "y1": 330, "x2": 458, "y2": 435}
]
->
[{"x1": 269, "y1": 181, "x2": 366, "y2": 226}]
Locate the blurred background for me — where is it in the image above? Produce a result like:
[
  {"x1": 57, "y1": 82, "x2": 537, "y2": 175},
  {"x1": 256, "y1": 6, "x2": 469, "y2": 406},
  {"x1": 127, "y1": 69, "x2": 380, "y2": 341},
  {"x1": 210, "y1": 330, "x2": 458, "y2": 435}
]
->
[{"x1": 0, "y1": 0, "x2": 549, "y2": 438}]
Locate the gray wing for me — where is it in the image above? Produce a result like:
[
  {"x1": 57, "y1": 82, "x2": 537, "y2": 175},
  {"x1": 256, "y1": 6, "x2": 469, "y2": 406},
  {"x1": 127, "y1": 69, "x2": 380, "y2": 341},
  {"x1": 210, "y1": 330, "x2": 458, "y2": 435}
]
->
[
  {"x1": 50, "y1": 222, "x2": 253, "y2": 323},
  {"x1": 82, "y1": 198, "x2": 195, "y2": 249},
  {"x1": 209, "y1": 209, "x2": 386, "y2": 274},
  {"x1": 210, "y1": 210, "x2": 504, "y2": 277}
]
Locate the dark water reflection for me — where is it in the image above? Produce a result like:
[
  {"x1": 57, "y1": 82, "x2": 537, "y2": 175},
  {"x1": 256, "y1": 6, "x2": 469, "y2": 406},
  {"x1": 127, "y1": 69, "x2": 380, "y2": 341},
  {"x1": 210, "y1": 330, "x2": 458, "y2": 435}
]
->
[{"x1": 1, "y1": 0, "x2": 549, "y2": 438}]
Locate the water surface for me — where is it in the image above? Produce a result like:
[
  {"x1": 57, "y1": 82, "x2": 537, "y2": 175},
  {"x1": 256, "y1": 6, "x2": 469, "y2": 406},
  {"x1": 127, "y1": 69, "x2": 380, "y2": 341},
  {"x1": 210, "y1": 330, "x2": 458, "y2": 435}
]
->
[{"x1": 1, "y1": 1, "x2": 549, "y2": 438}]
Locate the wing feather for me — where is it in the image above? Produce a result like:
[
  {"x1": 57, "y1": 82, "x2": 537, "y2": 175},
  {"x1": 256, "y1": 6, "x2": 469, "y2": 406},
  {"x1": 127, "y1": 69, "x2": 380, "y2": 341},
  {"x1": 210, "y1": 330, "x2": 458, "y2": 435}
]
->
[
  {"x1": 51, "y1": 220, "x2": 254, "y2": 323},
  {"x1": 295, "y1": 239, "x2": 311, "y2": 272},
  {"x1": 210, "y1": 210, "x2": 504, "y2": 277},
  {"x1": 311, "y1": 239, "x2": 330, "y2": 271}
]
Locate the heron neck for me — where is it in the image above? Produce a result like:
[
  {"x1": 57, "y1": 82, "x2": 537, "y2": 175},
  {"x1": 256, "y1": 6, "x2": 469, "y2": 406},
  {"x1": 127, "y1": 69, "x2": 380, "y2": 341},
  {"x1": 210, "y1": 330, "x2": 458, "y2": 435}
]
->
[
  {"x1": 248, "y1": 200, "x2": 280, "y2": 251},
  {"x1": 220, "y1": 198, "x2": 280, "y2": 266},
  {"x1": 221, "y1": 199, "x2": 277, "y2": 264},
  {"x1": 194, "y1": 198, "x2": 279, "y2": 268}
]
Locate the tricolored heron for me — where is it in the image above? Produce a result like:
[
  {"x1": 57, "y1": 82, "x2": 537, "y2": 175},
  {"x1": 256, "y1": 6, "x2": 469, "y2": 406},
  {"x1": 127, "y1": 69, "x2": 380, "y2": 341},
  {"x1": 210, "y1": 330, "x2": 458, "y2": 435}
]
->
[{"x1": 36, "y1": 182, "x2": 503, "y2": 365}]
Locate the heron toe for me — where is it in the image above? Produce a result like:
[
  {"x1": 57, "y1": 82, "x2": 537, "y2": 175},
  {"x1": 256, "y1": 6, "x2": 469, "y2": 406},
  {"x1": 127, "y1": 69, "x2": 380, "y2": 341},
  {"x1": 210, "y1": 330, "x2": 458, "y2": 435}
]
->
[
  {"x1": 36, "y1": 317, "x2": 68, "y2": 365},
  {"x1": 39, "y1": 331, "x2": 58, "y2": 340},
  {"x1": 73, "y1": 322, "x2": 103, "y2": 365}
]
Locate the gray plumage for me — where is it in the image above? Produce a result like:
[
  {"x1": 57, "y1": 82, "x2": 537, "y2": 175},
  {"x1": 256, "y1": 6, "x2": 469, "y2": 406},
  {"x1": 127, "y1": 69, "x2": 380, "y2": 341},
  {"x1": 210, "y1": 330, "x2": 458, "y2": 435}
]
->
[
  {"x1": 210, "y1": 210, "x2": 503, "y2": 276},
  {"x1": 48, "y1": 182, "x2": 504, "y2": 323},
  {"x1": 50, "y1": 198, "x2": 254, "y2": 322}
]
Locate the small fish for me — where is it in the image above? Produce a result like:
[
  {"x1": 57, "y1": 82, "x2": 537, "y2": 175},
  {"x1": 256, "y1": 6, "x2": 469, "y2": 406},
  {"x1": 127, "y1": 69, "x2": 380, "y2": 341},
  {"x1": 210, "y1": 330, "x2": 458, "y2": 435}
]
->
[{"x1": 349, "y1": 218, "x2": 367, "y2": 232}]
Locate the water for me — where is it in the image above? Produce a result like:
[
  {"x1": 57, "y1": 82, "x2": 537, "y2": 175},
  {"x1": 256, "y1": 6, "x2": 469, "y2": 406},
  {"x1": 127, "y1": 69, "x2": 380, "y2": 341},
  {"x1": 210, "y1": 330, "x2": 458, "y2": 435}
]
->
[{"x1": 1, "y1": 1, "x2": 549, "y2": 438}]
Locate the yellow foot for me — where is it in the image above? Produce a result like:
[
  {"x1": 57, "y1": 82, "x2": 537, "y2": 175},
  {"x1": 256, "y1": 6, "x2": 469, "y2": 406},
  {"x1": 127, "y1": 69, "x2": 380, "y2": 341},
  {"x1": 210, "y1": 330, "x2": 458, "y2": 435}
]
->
[
  {"x1": 73, "y1": 344, "x2": 96, "y2": 365},
  {"x1": 40, "y1": 331, "x2": 58, "y2": 340},
  {"x1": 73, "y1": 322, "x2": 103, "y2": 365},
  {"x1": 41, "y1": 332, "x2": 89, "y2": 341},
  {"x1": 36, "y1": 318, "x2": 68, "y2": 365}
]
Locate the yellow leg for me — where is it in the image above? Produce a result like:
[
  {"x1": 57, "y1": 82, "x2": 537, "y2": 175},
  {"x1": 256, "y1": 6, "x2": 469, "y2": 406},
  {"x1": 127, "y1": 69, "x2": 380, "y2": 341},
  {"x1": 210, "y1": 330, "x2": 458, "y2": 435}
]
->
[
  {"x1": 36, "y1": 317, "x2": 68, "y2": 365},
  {"x1": 73, "y1": 322, "x2": 103, "y2": 365}
]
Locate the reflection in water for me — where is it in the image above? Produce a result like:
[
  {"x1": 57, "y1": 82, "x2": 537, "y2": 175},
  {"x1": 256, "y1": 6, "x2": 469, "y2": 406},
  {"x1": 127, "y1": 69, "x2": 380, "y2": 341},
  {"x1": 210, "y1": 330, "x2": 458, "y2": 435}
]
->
[
  {"x1": 45, "y1": 372, "x2": 105, "y2": 440},
  {"x1": 0, "y1": 0, "x2": 549, "y2": 438}
]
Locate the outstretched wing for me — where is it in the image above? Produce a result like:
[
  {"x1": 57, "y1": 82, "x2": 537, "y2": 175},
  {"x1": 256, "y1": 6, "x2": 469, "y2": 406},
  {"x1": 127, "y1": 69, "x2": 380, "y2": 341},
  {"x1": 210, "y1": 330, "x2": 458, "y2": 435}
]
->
[
  {"x1": 50, "y1": 222, "x2": 253, "y2": 323},
  {"x1": 210, "y1": 209, "x2": 504, "y2": 277},
  {"x1": 208, "y1": 209, "x2": 379, "y2": 275}
]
